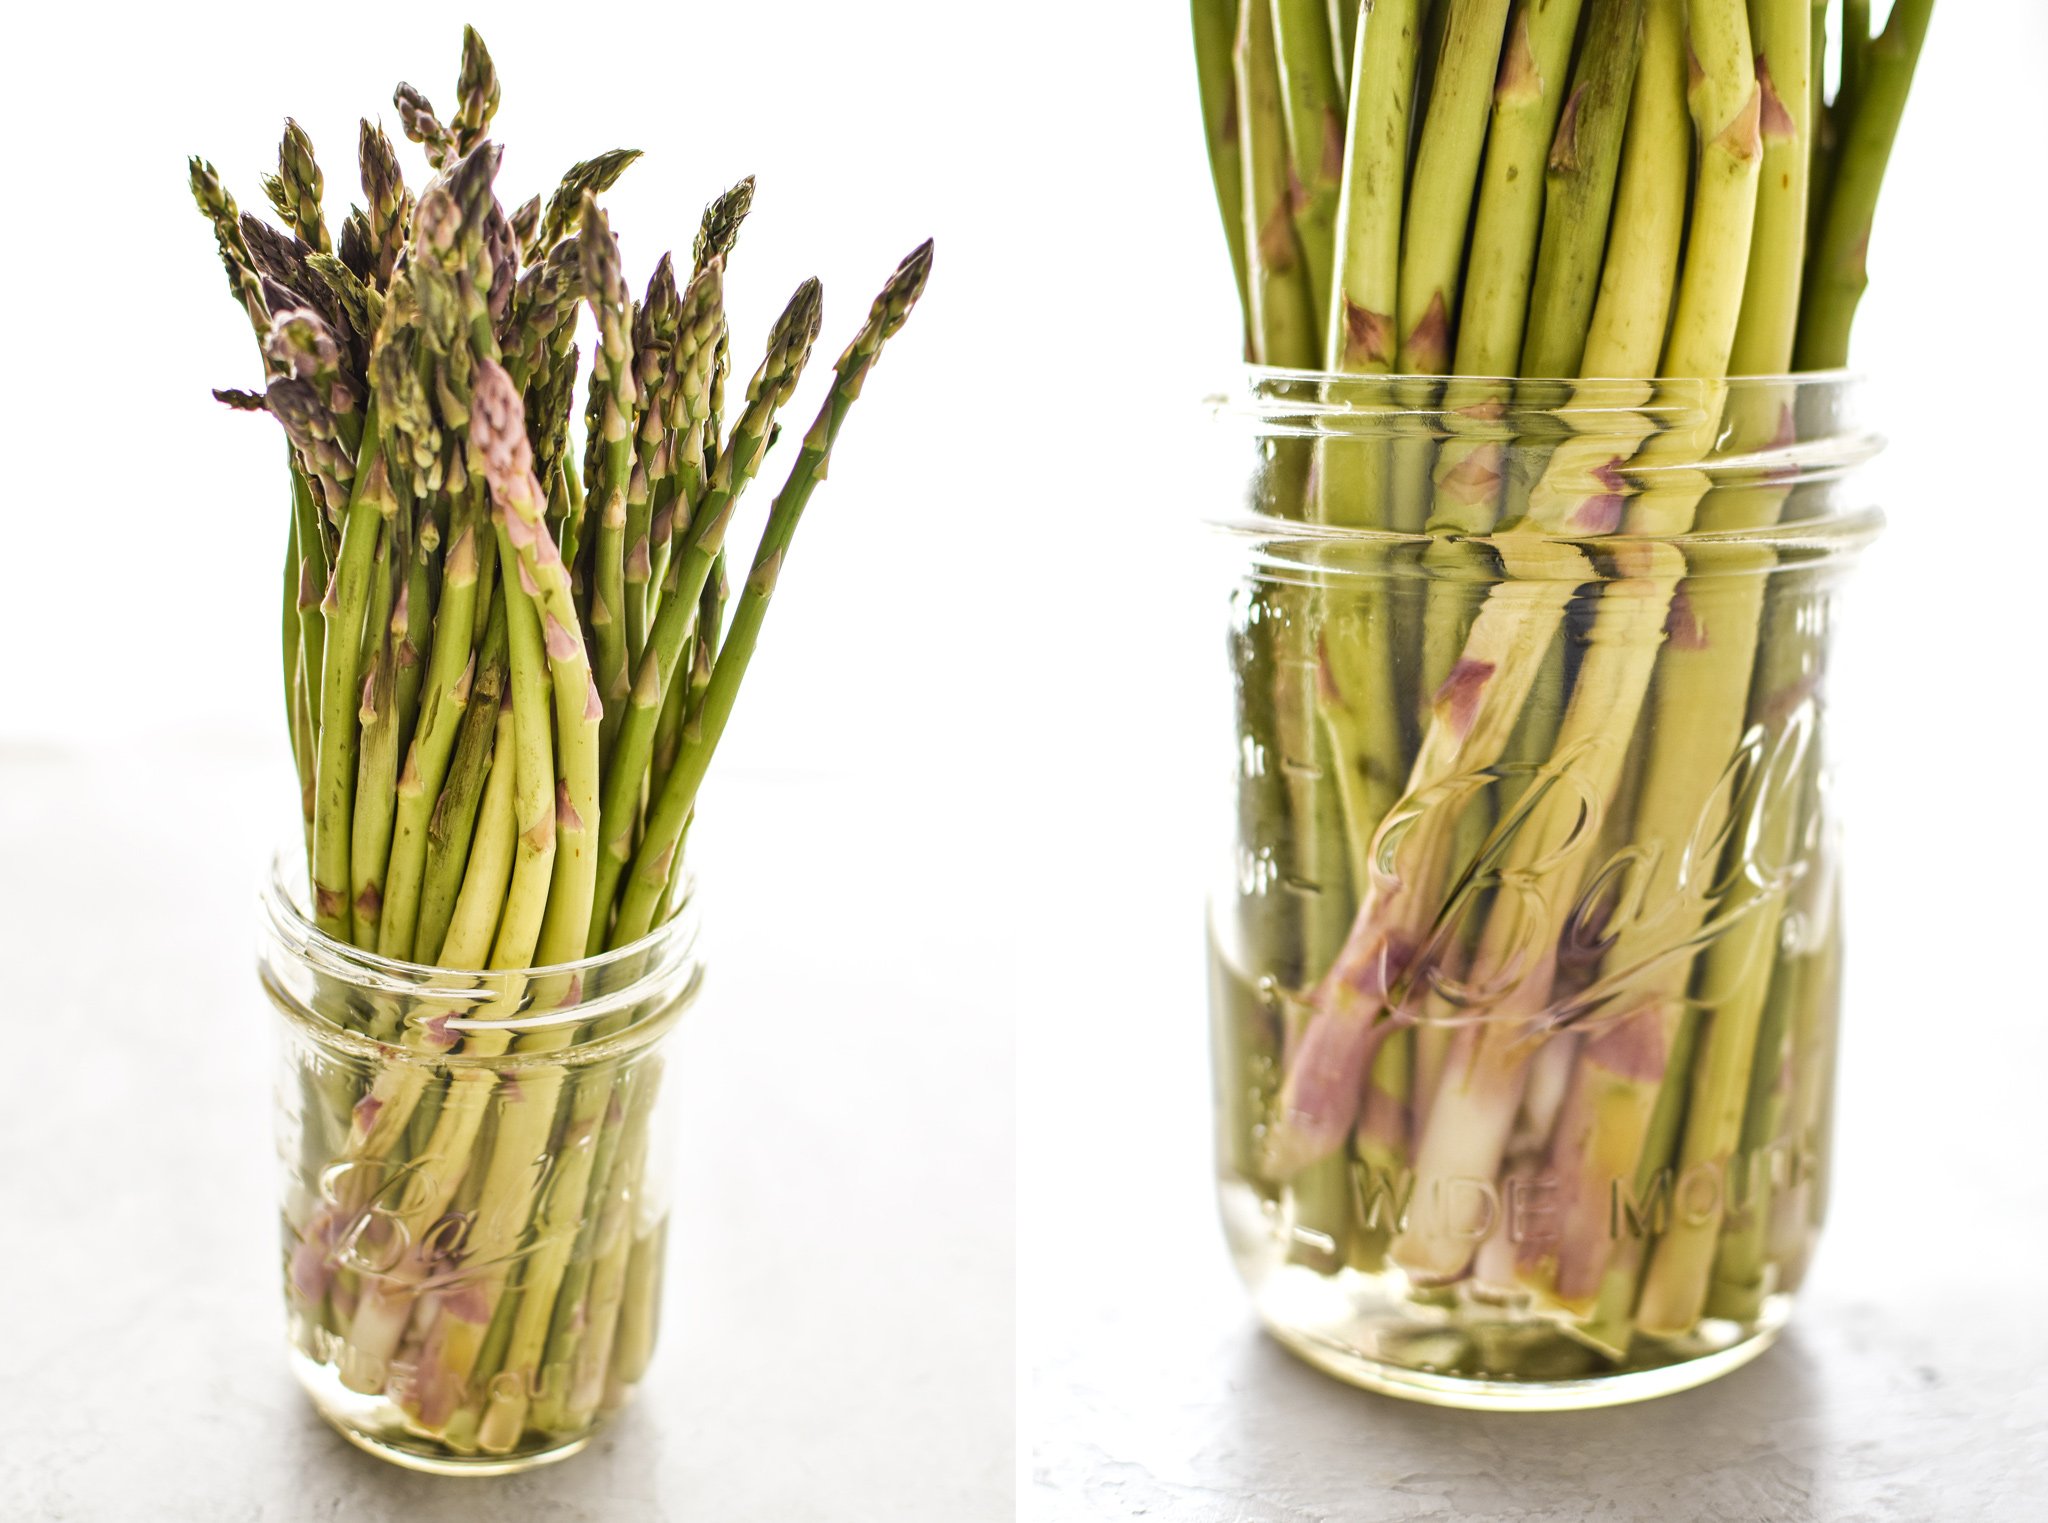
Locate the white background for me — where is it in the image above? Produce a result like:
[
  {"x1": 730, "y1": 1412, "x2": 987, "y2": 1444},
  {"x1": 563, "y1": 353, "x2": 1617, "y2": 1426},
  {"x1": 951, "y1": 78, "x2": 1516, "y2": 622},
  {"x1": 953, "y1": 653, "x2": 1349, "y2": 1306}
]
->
[{"x1": 1, "y1": 0, "x2": 2044, "y2": 1519}]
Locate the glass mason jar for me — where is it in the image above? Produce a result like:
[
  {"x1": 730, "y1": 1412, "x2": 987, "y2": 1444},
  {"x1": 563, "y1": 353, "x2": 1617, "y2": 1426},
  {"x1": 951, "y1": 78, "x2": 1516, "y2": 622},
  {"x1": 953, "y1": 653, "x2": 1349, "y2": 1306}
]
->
[
  {"x1": 259, "y1": 858, "x2": 704, "y2": 1472},
  {"x1": 1208, "y1": 372, "x2": 1878, "y2": 1410}
]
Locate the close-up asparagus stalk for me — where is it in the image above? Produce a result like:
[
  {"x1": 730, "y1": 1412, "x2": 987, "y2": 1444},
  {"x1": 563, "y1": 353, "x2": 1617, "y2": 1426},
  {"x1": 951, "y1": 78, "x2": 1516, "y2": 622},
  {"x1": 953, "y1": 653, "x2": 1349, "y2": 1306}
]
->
[
  {"x1": 204, "y1": 28, "x2": 932, "y2": 1464},
  {"x1": 1194, "y1": 0, "x2": 1929, "y2": 1389}
]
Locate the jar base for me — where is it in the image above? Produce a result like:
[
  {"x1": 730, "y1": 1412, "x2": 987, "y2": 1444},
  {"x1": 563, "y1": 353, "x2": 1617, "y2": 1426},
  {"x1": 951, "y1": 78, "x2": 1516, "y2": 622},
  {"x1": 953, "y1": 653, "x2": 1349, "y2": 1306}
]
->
[
  {"x1": 1261, "y1": 1311, "x2": 1783, "y2": 1411},
  {"x1": 1223, "y1": 1181, "x2": 1795, "y2": 1410},
  {"x1": 290, "y1": 1350, "x2": 609, "y2": 1475}
]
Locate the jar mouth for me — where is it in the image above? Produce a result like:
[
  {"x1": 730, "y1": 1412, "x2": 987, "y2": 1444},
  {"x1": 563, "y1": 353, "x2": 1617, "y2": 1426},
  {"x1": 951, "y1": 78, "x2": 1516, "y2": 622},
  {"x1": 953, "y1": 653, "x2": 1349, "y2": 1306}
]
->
[
  {"x1": 1207, "y1": 366, "x2": 1882, "y2": 565},
  {"x1": 1211, "y1": 365, "x2": 1862, "y2": 422},
  {"x1": 259, "y1": 850, "x2": 703, "y2": 1040}
]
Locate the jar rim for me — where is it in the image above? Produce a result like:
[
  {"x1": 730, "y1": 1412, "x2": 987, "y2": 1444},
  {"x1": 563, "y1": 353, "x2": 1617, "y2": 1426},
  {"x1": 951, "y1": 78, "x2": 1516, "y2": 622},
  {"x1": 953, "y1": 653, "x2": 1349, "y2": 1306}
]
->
[
  {"x1": 260, "y1": 849, "x2": 697, "y2": 981},
  {"x1": 258, "y1": 850, "x2": 703, "y2": 1045},
  {"x1": 1211, "y1": 367, "x2": 1866, "y2": 433},
  {"x1": 1207, "y1": 365, "x2": 1881, "y2": 562},
  {"x1": 1215, "y1": 363, "x2": 1860, "y2": 396}
]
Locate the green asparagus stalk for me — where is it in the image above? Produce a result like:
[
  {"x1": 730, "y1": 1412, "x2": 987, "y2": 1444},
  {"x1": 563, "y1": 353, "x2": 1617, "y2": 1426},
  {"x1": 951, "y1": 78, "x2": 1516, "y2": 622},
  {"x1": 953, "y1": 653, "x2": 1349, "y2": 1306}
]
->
[
  {"x1": 1519, "y1": 0, "x2": 1646, "y2": 377},
  {"x1": 414, "y1": 603, "x2": 508, "y2": 964},
  {"x1": 1796, "y1": 0, "x2": 1932, "y2": 370},
  {"x1": 1662, "y1": 0, "x2": 1762, "y2": 383},
  {"x1": 1522, "y1": 0, "x2": 1821, "y2": 1324},
  {"x1": 379, "y1": 503, "x2": 482, "y2": 960},
  {"x1": 1325, "y1": 0, "x2": 1357, "y2": 95},
  {"x1": 349, "y1": 519, "x2": 401, "y2": 945},
  {"x1": 1408, "y1": 0, "x2": 1602, "y2": 822},
  {"x1": 1269, "y1": 0, "x2": 1345, "y2": 337},
  {"x1": 1632, "y1": 650, "x2": 1817, "y2": 1332},
  {"x1": 590, "y1": 274, "x2": 816, "y2": 948},
  {"x1": 1326, "y1": 0, "x2": 1420, "y2": 374},
  {"x1": 608, "y1": 1218, "x2": 669, "y2": 1393},
  {"x1": 581, "y1": 196, "x2": 639, "y2": 765},
  {"x1": 1237, "y1": 0, "x2": 1319, "y2": 367},
  {"x1": 626, "y1": 257, "x2": 682, "y2": 666},
  {"x1": 1396, "y1": 0, "x2": 1511, "y2": 373},
  {"x1": 1455, "y1": 0, "x2": 1585, "y2": 375},
  {"x1": 473, "y1": 360, "x2": 604, "y2": 968},
  {"x1": 610, "y1": 242, "x2": 934, "y2": 946},
  {"x1": 528, "y1": 1064, "x2": 643, "y2": 1433},
  {"x1": 558, "y1": 1073, "x2": 659, "y2": 1430},
  {"x1": 1390, "y1": 545, "x2": 1677, "y2": 1282},
  {"x1": 1194, "y1": 0, "x2": 1252, "y2": 344},
  {"x1": 1259, "y1": 533, "x2": 1589, "y2": 1177}
]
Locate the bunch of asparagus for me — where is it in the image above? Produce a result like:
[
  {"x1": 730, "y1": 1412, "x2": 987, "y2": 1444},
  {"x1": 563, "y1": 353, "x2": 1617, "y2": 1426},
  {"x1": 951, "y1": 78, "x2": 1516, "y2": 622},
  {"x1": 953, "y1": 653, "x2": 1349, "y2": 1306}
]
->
[
  {"x1": 199, "y1": 28, "x2": 931, "y2": 1454},
  {"x1": 1194, "y1": 0, "x2": 1927, "y2": 1371}
]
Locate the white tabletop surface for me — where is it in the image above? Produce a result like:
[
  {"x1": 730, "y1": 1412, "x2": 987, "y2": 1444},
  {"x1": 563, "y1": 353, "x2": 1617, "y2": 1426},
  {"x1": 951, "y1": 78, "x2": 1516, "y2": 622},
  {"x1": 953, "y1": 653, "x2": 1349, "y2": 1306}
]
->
[{"x1": 0, "y1": 739, "x2": 1013, "y2": 1522}]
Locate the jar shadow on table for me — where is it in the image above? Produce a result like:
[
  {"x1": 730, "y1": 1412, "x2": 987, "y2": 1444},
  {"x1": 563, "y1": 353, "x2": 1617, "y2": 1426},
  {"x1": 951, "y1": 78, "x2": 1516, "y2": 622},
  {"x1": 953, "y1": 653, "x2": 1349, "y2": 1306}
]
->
[{"x1": 1221, "y1": 1324, "x2": 1835, "y2": 1519}]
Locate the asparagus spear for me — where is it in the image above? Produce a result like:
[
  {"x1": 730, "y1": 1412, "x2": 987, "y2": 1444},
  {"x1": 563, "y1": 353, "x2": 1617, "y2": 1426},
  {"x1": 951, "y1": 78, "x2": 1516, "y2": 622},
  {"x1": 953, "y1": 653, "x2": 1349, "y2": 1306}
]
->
[
  {"x1": 1524, "y1": 0, "x2": 1826, "y2": 1326},
  {"x1": 590, "y1": 273, "x2": 816, "y2": 948},
  {"x1": 358, "y1": 120, "x2": 412, "y2": 291},
  {"x1": 1519, "y1": 0, "x2": 1646, "y2": 377},
  {"x1": 414, "y1": 603, "x2": 507, "y2": 964},
  {"x1": 1407, "y1": 0, "x2": 1604, "y2": 837},
  {"x1": 473, "y1": 359, "x2": 604, "y2": 968},
  {"x1": 626, "y1": 257, "x2": 683, "y2": 667},
  {"x1": 1269, "y1": 0, "x2": 1345, "y2": 337},
  {"x1": 1660, "y1": 0, "x2": 1762, "y2": 384},
  {"x1": 267, "y1": 119, "x2": 330, "y2": 253},
  {"x1": 1326, "y1": 0, "x2": 1421, "y2": 373},
  {"x1": 534, "y1": 150, "x2": 643, "y2": 254},
  {"x1": 1237, "y1": 0, "x2": 1319, "y2": 366},
  {"x1": 1389, "y1": 542, "x2": 1678, "y2": 1278},
  {"x1": 1193, "y1": 0, "x2": 1252, "y2": 341},
  {"x1": 1397, "y1": 0, "x2": 1511, "y2": 373},
  {"x1": 611, "y1": 242, "x2": 934, "y2": 945},
  {"x1": 379, "y1": 503, "x2": 482, "y2": 961},
  {"x1": 394, "y1": 83, "x2": 455, "y2": 169},
  {"x1": 1455, "y1": 0, "x2": 1586, "y2": 376},
  {"x1": 1325, "y1": 0, "x2": 1357, "y2": 95},
  {"x1": 349, "y1": 519, "x2": 401, "y2": 944},
  {"x1": 581, "y1": 196, "x2": 639, "y2": 765},
  {"x1": 1796, "y1": 0, "x2": 1933, "y2": 370},
  {"x1": 409, "y1": 355, "x2": 613, "y2": 1427},
  {"x1": 190, "y1": 158, "x2": 278, "y2": 362},
  {"x1": 449, "y1": 25, "x2": 500, "y2": 155}
]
